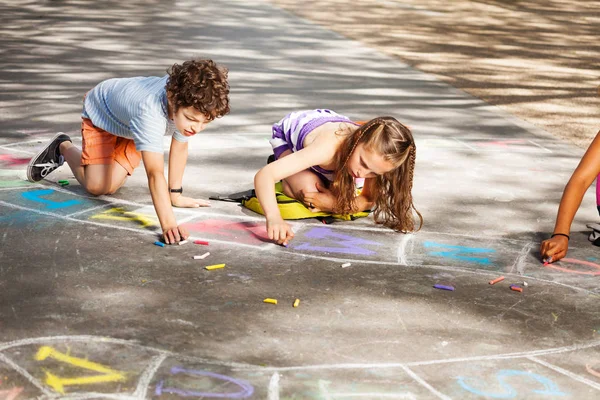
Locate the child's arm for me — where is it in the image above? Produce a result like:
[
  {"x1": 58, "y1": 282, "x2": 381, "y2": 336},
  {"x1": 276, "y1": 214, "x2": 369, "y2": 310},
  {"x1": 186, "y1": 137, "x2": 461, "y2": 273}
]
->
[
  {"x1": 254, "y1": 142, "x2": 335, "y2": 244},
  {"x1": 142, "y1": 151, "x2": 188, "y2": 244},
  {"x1": 302, "y1": 178, "x2": 375, "y2": 213},
  {"x1": 541, "y1": 131, "x2": 600, "y2": 262},
  {"x1": 168, "y1": 138, "x2": 210, "y2": 208}
]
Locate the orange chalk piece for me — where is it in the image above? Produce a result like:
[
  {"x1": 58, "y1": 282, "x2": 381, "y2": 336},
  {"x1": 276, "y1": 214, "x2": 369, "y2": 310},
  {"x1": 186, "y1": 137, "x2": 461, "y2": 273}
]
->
[
  {"x1": 489, "y1": 276, "x2": 505, "y2": 285},
  {"x1": 293, "y1": 298, "x2": 300, "y2": 308},
  {"x1": 205, "y1": 263, "x2": 225, "y2": 271},
  {"x1": 510, "y1": 285, "x2": 523, "y2": 293},
  {"x1": 263, "y1": 298, "x2": 278, "y2": 305}
]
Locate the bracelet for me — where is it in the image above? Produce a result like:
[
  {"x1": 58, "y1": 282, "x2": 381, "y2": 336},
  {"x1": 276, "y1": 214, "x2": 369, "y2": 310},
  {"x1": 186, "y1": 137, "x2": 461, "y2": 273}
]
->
[
  {"x1": 169, "y1": 188, "x2": 183, "y2": 194},
  {"x1": 551, "y1": 233, "x2": 570, "y2": 240}
]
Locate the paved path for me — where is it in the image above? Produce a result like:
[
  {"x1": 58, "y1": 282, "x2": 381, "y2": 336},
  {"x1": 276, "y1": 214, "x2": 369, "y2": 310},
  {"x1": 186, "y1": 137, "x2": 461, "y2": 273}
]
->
[{"x1": 0, "y1": 0, "x2": 599, "y2": 398}]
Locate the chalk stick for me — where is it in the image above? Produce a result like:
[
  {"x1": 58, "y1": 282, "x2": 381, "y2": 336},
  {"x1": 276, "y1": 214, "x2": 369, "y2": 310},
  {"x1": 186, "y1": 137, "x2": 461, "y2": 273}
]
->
[
  {"x1": 282, "y1": 243, "x2": 288, "y2": 248},
  {"x1": 433, "y1": 284, "x2": 454, "y2": 291},
  {"x1": 341, "y1": 263, "x2": 351, "y2": 268},
  {"x1": 489, "y1": 276, "x2": 505, "y2": 285},
  {"x1": 293, "y1": 298, "x2": 300, "y2": 308},
  {"x1": 193, "y1": 252, "x2": 210, "y2": 260},
  {"x1": 194, "y1": 240, "x2": 209, "y2": 245},
  {"x1": 154, "y1": 241, "x2": 165, "y2": 247},
  {"x1": 510, "y1": 286, "x2": 523, "y2": 293},
  {"x1": 178, "y1": 240, "x2": 188, "y2": 245},
  {"x1": 205, "y1": 263, "x2": 225, "y2": 270},
  {"x1": 523, "y1": 281, "x2": 528, "y2": 287},
  {"x1": 263, "y1": 298, "x2": 278, "y2": 305}
]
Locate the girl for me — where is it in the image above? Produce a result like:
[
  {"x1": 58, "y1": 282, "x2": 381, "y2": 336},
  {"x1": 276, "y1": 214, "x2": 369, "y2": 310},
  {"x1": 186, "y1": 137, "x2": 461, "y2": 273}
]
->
[
  {"x1": 254, "y1": 109, "x2": 423, "y2": 245},
  {"x1": 540, "y1": 131, "x2": 600, "y2": 262}
]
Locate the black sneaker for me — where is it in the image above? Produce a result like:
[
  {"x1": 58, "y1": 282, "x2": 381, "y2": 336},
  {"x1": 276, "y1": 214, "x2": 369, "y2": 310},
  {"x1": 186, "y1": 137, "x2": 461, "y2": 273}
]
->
[{"x1": 26, "y1": 132, "x2": 72, "y2": 182}]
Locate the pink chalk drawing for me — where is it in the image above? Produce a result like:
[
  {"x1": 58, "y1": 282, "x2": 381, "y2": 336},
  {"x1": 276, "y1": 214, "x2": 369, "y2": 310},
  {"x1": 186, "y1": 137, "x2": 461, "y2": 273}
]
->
[
  {"x1": 586, "y1": 362, "x2": 600, "y2": 379},
  {"x1": 0, "y1": 155, "x2": 30, "y2": 166},
  {"x1": 0, "y1": 387, "x2": 23, "y2": 400},
  {"x1": 544, "y1": 258, "x2": 600, "y2": 276},
  {"x1": 183, "y1": 219, "x2": 270, "y2": 245}
]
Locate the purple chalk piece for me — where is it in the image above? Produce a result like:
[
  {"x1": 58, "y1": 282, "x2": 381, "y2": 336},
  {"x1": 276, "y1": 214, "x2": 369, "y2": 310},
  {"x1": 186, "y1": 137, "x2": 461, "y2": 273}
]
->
[
  {"x1": 509, "y1": 284, "x2": 522, "y2": 289},
  {"x1": 433, "y1": 284, "x2": 455, "y2": 291}
]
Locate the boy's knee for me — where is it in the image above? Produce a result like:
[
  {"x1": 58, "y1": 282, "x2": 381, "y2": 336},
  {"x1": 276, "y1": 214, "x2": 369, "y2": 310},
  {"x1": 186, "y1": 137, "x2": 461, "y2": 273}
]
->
[{"x1": 85, "y1": 181, "x2": 111, "y2": 196}]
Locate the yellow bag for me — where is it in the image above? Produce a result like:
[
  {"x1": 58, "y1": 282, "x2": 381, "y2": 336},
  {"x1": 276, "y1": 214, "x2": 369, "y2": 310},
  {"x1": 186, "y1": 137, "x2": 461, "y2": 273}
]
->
[{"x1": 241, "y1": 182, "x2": 370, "y2": 221}]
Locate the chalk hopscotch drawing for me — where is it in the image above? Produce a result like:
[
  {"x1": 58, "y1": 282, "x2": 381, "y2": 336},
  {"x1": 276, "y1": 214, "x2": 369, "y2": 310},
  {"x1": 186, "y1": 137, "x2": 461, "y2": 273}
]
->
[
  {"x1": 184, "y1": 219, "x2": 270, "y2": 245},
  {"x1": 456, "y1": 369, "x2": 567, "y2": 398},
  {"x1": 155, "y1": 367, "x2": 254, "y2": 398},
  {"x1": 293, "y1": 226, "x2": 383, "y2": 256},
  {"x1": 21, "y1": 189, "x2": 82, "y2": 210},
  {"x1": 0, "y1": 336, "x2": 598, "y2": 399},
  {"x1": 423, "y1": 241, "x2": 495, "y2": 265},
  {"x1": 35, "y1": 346, "x2": 127, "y2": 394},
  {"x1": 543, "y1": 258, "x2": 600, "y2": 276},
  {"x1": 91, "y1": 207, "x2": 158, "y2": 228}
]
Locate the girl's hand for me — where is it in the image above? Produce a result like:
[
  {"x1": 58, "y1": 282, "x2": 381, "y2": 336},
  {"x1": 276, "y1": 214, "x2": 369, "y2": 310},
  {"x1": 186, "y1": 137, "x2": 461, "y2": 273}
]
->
[
  {"x1": 266, "y1": 216, "x2": 294, "y2": 245},
  {"x1": 540, "y1": 236, "x2": 569, "y2": 263},
  {"x1": 163, "y1": 225, "x2": 189, "y2": 245},
  {"x1": 301, "y1": 182, "x2": 335, "y2": 213},
  {"x1": 171, "y1": 194, "x2": 211, "y2": 208}
]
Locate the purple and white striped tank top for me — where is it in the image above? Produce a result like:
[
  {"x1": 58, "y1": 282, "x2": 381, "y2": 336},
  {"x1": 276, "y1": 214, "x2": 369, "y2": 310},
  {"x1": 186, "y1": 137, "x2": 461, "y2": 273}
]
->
[{"x1": 269, "y1": 109, "x2": 357, "y2": 181}]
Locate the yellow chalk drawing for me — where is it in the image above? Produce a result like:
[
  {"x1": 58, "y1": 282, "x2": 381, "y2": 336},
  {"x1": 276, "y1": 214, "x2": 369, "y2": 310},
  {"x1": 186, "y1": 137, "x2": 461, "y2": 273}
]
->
[
  {"x1": 0, "y1": 387, "x2": 23, "y2": 400},
  {"x1": 35, "y1": 346, "x2": 126, "y2": 394},
  {"x1": 90, "y1": 207, "x2": 157, "y2": 227}
]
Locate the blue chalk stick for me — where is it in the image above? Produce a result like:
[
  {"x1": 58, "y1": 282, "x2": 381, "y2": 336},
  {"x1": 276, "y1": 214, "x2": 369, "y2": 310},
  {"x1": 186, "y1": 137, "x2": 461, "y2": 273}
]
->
[
  {"x1": 154, "y1": 241, "x2": 165, "y2": 247},
  {"x1": 433, "y1": 284, "x2": 455, "y2": 291}
]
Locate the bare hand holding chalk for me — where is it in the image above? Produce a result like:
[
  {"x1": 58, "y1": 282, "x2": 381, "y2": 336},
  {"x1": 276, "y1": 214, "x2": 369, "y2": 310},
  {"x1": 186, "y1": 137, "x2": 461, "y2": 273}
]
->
[
  {"x1": 171, "y1": 194, "x2": 211, "y2": 208},
  {"x1": 163, "y1": 225, "x2": 189, "y2": 245},
  {"x1": 267, "y1": 216, "x2": 294, "y2": 245},
  {"x1": 540, "y1": 235, "x2": 568, "y2": 263}
]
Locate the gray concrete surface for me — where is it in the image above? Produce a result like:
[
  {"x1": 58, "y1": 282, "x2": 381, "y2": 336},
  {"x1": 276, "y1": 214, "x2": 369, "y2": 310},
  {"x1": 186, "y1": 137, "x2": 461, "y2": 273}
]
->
[{"x1": 0, "y1": 0, "x2": 599, "y2": 399}]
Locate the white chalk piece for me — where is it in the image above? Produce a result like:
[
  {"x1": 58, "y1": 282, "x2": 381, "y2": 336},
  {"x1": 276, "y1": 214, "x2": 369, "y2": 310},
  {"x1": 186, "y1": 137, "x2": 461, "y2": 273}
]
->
[
  {"x1": 523, "y1": 281, "x2": 528, "y2": 287},
  {"x1": 193, "y1": 252, "x2": 210, "y2": 260},
  {"x1": 178, "y1": 240, "x2": 188, "y2": 245},
  {"x1": 341, "y1": 263, "x2": 351, "y2": 268}
]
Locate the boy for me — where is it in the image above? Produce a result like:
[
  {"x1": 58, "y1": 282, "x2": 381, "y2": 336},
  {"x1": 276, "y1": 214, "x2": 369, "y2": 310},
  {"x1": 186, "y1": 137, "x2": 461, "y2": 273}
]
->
[{"x1": 26, "y1": 59, "x2": 230, "y2": 244}]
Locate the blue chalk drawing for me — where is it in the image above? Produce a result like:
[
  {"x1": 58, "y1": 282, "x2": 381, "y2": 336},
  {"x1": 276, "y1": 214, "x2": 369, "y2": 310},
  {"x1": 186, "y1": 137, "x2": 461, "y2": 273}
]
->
[
  {"x1": 457, "y1": 369, "x2": 566, "y2": 398},
  {"x1": 21, "y1": 189, "x2": 82, "y2": 209},
  {"x1": 155, "y1": 366, "x2": 254, "y2": 398},
  {"x1": 423, "y1": 241, "x2": 495, "y2": 265},
  {"x1": 294, "y1": 226, "x2": 383, "y2": 255}
]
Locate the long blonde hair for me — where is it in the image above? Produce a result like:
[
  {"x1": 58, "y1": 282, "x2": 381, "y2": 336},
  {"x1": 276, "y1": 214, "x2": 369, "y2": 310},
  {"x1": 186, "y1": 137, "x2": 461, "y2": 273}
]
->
[{"x1": 331, "y1": 117, "x2": 422, "y2": 232}]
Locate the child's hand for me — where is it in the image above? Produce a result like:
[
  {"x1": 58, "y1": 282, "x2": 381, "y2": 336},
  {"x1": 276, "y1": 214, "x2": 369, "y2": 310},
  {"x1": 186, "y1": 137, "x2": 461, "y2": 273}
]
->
[
  {"x1": 266, "y1": 216, "x2": 294, "y2": 245},
  {"x1": 171, "y1": 194, "x2": 211, "y2": 208},
  {"x1": 540, "y1": 236, "x2": 569, "y2": 263},
  {"x1": 163, "y1": 225, "x2": 189, "y2": 245},
  {"x1": 302, "y1": 182, "x2": 335, "y2": 213}
]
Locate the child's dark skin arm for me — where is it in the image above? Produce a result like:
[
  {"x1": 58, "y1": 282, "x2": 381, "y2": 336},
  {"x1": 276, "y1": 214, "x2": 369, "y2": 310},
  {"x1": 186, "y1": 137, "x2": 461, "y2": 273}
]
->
[
  {"x1": 142, "y1": 151, "x2": 188, "y2": 244},
  {"x1": 541, "y1": 132, "x2": 600, "y2": 262}
]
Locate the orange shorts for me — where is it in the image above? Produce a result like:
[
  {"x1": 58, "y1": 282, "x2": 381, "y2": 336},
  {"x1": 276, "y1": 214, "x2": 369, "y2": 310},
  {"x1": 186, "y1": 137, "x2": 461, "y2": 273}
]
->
[{"x1": 81, "y1": 118, "x2": 141, "y2": 176}]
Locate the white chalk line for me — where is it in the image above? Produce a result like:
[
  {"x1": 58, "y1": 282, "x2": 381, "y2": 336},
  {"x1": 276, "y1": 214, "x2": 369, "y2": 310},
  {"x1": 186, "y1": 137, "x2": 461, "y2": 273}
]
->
[
  {"x1": 267, "y1": 372, "x2": 280, "y2": 400},
  {"x1": 528, "y1": 356, "x2": 600, "y2": 392},
  {"x1": 1, "y1": 335, "x2": 599, "y2": 398},
  {"x1": 0, "y1": 352, "x2": 54, "y2": 397},
  {"x1": 509, "y1": 241, "x2": 534, "y2": 275},
  {"x1": 132, "y1": 353, "x2": 168, "y2": 399},
  {"x1": 396, "y1": 234, "x2": 412, "y2": 266},
  {"x1": 400, "y1": 365, "x2": 450, "y2": 400},
  {"x1": 0, "y1": 145, "x2": 35, "y2": 155}
]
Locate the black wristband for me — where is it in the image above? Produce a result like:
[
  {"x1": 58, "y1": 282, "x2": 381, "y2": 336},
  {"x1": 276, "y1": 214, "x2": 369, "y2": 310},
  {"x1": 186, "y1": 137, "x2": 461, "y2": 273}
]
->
[
  {"x1": 551, "y1": 233, "x2": 570, "y2": 240},
  {"x1": 169, "y1": 188, "x2": 183, "y2": 194}
]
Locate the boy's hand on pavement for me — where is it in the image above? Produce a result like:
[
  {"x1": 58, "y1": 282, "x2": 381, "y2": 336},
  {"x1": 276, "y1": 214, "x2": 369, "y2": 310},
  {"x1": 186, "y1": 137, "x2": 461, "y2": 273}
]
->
[
  {"x1": 163, "y1": 225, "x2": 189, "y2": 245},
  {"x1": 540, "y1": 236, "x2": 568, "y2": 263},
  {"x1": 266, "y1": 216, "x2": 294, "y2": 246},
  {"x1": 171, "y1": 194, "x2": 211, "y2": 208}
]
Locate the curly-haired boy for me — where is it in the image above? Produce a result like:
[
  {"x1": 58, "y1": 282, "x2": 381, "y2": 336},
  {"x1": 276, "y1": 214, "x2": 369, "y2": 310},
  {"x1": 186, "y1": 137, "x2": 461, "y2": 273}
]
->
[{"x1": 27, "y1": 59, "x2": 230, "y2": 244}]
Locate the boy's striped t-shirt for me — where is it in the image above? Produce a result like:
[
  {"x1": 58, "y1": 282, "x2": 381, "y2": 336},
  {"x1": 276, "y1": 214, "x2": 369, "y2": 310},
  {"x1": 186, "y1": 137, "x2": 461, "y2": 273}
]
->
[{"x1": 82, "y1": 75, "x2": 189, "y2": 154}]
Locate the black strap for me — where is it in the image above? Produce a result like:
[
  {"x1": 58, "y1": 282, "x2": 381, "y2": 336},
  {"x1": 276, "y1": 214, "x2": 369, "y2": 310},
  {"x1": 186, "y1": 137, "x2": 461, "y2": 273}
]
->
[
  {"x1": 169, "y1": 188, "x2": 183, "y2": 193},
  {"x1": 551, "y1": 233, "x2": 570, "y2": 240}
]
